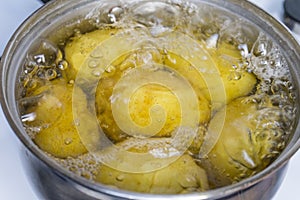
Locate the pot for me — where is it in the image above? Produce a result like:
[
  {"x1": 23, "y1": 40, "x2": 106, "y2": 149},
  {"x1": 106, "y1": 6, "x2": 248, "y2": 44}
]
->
[{"x1": 1, "y1": 0, "x2": 300, "y2": 199}]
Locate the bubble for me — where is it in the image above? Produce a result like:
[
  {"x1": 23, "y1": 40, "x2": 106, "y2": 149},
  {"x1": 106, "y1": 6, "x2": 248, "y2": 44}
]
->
[
  {"x1": 201, "y1": 55, "x2": 208, "y2": 61},
  {"x1": 58, "y1": 60, "x2": 69, "y2": 70},
  {"x1": 110, "y1": 6, "x2": 124, "y2": 17},
  {"x1": 150, "y1": 161, "x2": 162, "y2": 169},
  {"x1": 238, "y1": 44, "x2": 249, "y2": 58},
  {"x1": 105, "y1": 65, "x2": 116, "y2": 73},
  {"x1": 45, "y1": 69, "x2": 57, "y2": 80},
  {"x1": 132, "y1": 2, "x2": 179, "y2": 28},
  {"x1": 68, "y1": 80, "x2": 75, "y2": 85},
  {"x1": 277, "y1": 141, "x2": 286, "y2": 150},
  {"x1": 92, "y1": 69, "x2": 103, "y2": 77},
  {"x1": 116, "y1": 174, "x2": 125, "y2": 182},
  {"x1": 55, "y1": 49, "x2": 63, "y2": 64},
  {"x1": 74, "y1": 118, "x2": 80, "y2": 126},
  {"x1": 271, "y1": 84, "x2": 280, "y2": 94},
  {"x1": 69, "y1": 166, "x2": 78, "y2": 173},
  {"x1": 24, "y1": 126, "x2": 41, "y2": 139},
  {"x1": 82, "y1": 171, "x2": 92, "y2": 180},
  {"x1": 33, "y1": 54, "x2": 46, "y2": 64},
  {"x1": 228, "y1": 71, "x2": 241, "y2": 81},
  {"x1": 73, "y1": 28, "x2": 82, "y2": 37},
  {"x1": 54, "y1": 153, "x2": 99, "y2": 181},
  {"x1": 90, "y1": 49, "x2": 104, "y2": 58},
  {"x1": 27, "y1": 79, "x2": 38, "y2": 89},
  {"x1": 88, "y1": 60, "x2": 99, "y2": 68},
  {"x1": 252, "y1": 37, "x2": 272, "y2": 57},
  {"x1": 64, "y1": 138, "x2": 73, "y2": 145},
  {"x1": 108, "y1": 13, "x2": 117, "y2": 23},
  {"x1": 249, "y1": 34, "x2": 290, "y2": 87}
]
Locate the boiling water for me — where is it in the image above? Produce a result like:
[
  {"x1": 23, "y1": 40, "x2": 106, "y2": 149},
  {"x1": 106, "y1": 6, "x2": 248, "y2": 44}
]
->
[{"x1": 18, "y1": 0, "x2": 296, "y2": 193}]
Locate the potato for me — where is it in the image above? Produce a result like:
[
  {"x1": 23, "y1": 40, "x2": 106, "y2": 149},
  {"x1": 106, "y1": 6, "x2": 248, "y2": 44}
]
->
[
  {"x1": 26, "y1": 79, "x2": 89, "y2": 158},
  {"x1": 202, "y1": 43, "x2": 257, "y2": 109},
  {"x1": 64, "y1": 29, "x2": 118, "y2": 79},
  {"x1": 164, "y1": 43, "x2": 257, "y2": 109},
  {"x1": 63, "y1": 27, "x2": 256, "y2": 149},
  {"x1": 204, "y1": 97, "x2": 285, "y2": 187},
  {"x1": 64, "y1": 27, "x2": 256, "y2": 105},
  {"x1": 128, "y1": 84, "x2": 182, "y2": 137},
  {"x1": 96, "y1": 77, "x2": 210, "y2": 139},
  {"x1": 92, "y1": 48, "x2": 211, "y2": 142},
  {"x1": 95, "y1": 138, "x2": 209, "y2": 194},
  {"x1": 24, "y1": 79, "x2": 67, "y2": 127}
]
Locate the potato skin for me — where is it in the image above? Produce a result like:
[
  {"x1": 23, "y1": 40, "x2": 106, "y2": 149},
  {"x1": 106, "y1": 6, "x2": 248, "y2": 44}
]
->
[
  {"x1": 205, "y1": 97, "x2": 285, "y2": 187},
  {"x1": 26, "y1": 79, "x2": 88, "y2": 158},
  {"x1": 29, "y1": 28, "x2": 257, "y2": 161},
  {"x1": 95, "y1": 139, "x2": 209, "y2": 194},
  {"x1": 64, "y1": 29, "x2": 118, "y2": 80},
  {"x1": 61, "y1": 28, "x2": 258, "y2": 164},
  {"x1": 203, "y1": 42, "x2": 257, "y2": 110}
]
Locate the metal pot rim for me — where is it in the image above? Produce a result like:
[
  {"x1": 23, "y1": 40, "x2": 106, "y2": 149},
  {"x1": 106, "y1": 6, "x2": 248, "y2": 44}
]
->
[{"x1": 1, "y1": 0, "x2": 300, "y2": 199}]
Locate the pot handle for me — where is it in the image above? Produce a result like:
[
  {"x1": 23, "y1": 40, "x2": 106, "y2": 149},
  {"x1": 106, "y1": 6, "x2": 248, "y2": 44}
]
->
[
  {"x1": 284, "y1": 0, "x2": 300, "y2": 37},
  {"x1": 39, "y1": 0, "x2": 51, "y2": 3}
]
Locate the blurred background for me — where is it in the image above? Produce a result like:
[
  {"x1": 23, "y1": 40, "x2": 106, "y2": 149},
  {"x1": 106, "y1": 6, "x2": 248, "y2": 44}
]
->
[{"x1": 0, "y1": 0, "x2": 299, "y2": 199}]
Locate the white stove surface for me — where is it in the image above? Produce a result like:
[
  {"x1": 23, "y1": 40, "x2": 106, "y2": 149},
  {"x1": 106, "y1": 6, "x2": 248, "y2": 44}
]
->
[{"x1": 0, "y1": 0, "x2": 299, "y2": 199}]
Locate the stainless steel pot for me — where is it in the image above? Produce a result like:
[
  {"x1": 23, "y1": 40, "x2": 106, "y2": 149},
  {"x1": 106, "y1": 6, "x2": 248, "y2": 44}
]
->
[{"x1": 1, "y1": 0, "x2": 300, "y2": 199}]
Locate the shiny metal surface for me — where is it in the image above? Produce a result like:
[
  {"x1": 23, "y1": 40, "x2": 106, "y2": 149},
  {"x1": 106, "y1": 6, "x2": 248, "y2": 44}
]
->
[
  {"x1": 0, "y1": 0, "x2": 299, "y2": 199},
  {"x1": 284, "y1": 0, "x2": 300, "y2": 35},
  {"x1": 21, "y1": 146, "x2": 290, "y2": 200}
]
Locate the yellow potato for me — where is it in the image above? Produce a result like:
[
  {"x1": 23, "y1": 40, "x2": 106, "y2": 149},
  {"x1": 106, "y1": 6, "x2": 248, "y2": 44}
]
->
[
  {"x1": 95, "y1": 73, "x2": 127, "y2": 142},
  {"x1": 64, "y1": 27, "x2": 256, "y2": 149},
  {"x1": 64, "y1": 28, "x2": 118, "y2": 79},
  {"x1": 129, "y1": 84, "x2": 181, "y2": 137},
  {"x1": 25, "y1": 79, "x2": 89, "y2": 158},
  {"x1": 64, "y1": 27, "x2": 256, "y2": 105},
  {"x1": 164, "y1": 44, "x2": 257, "y2": 109},
  {"x1": 94, "y1": 51, "x2": 211, "y2": 142},
  {"x1": 202, "y1": 43, "x2": 257, "y2": 109},
  {"x1": 95, "y1": 138, "x2": 209, "y2": 194},
  {"x1": 24, "y1": 79, "x2": 66, "y2": 127},
  {"x1": 204, "y1": 97, "x2": 285, "y2": 187}
]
